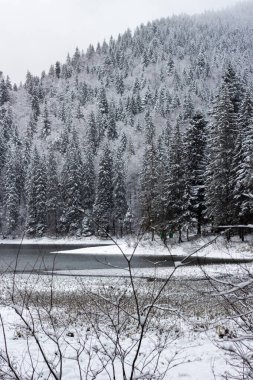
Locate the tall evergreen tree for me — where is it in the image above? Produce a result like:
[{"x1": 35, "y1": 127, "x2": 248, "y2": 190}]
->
[
  {"x1": 26, "y1": 148, "x2": 47, "y2": 236},
  {"x1": 233, "y1": 90, "x2": 253, "y2": 223},
  {"x1": 4, "y1": 144, "x2": 20, "y2": 235},
  {"x1": 97, "y1": 86, "x2": 108, "y2": 114},
  {"x1": 41, "y1": 100, "x2": 51, "y2": 138},
  {"x1": 60, "y1": 137, "x2": 84, "y2": 235},
  {"x1": 139, "y1": 114, "x2": 159, "y2": 230},
  {"x1": 185, "y1": 112, "x2": 207, "y2": 234},
  {"x1": 107, "y1": 106, "x2": 118, "y2": 140},
  {"x1": 166, "y1": 123, "x2": 187, "y2": 241},
  {"x1": 46, "y1": 149, "x2": 60, "y2": 235},
  {"x1": 93, "y1": 144, "x2": 113, "y2": 236},
  {"x1": 206, "y1": 84, "x2": 237, "y2": 226},
  {"x1": 113, "y1": 150, "x2": 128, "y2": 236},
  {"x1": 0, "y1": 77, "x2": 10, "y2": 106}
]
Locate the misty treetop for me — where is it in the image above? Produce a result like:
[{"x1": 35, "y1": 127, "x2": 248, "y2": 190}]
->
[{"x1": 1, "y1": 2, "x2": 253, "y2": 237}]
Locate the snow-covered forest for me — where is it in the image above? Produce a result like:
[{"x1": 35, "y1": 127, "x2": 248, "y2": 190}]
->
[{"x1": 1, "y1": 2, "x2": 253, "y2": 238}]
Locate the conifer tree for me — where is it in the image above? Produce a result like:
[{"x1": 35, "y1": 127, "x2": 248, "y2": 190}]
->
[
  {"x1": 115, "y1": 72, "x2": 125, "y2": 95},
  {"x1": 140, "y1": 113, "x2": 159, "y2": 230},
  {"x1": 185, "y1": 112, "x2": 207, "y2": 234},
  {"x1": 107, "y1": 106, "x2": 118, "y2": 140},
  {"x1": 153, "y1": 132, "x2": 169, "y2": 227},
  {"x1": 26, "y1": 148, "x2": 47, "y2": 236},
  {"x1": 60, "y1": 136, "x2": 84, "y2": 235},
  {"x1": 0, "y1": 77, "x2": 10, "y2": 106},
  {"x1": 46, "y1": 149, "x2": 60, "y2": 234},
  {"x1": 4, "y1": 144, "x2": 20, "y2": 234},
  {"x1": 113, "y1": 150, "x2": 128, "y2": 236},
  {"x1": 93, "y1": 144, "x2": 113, "y2": 236},
  {"x1": 233, "y1": 90, "x2": 253, "y2": 223},
  {"x1": 82, "y1": 147, "x2": 95, "y2": 212},
  {"x1": 55, "y1": 61, "x2": 61, "y2": 78},
  {"x1": 87, "y1": 111, "x2": 97, "y2": 153},
  {"x1": 41, "y1": 100, "x2": 51, "y2": 138},
  {"x1": 0, "y1": 127, "x2": 7, "y2": 176},
  {"x1": 97, "y1": 86, "x2": 108, "y2": 114},
  {"x1": 0, "y1": 103, "x2": 14, "y2": 141},
  {"x1": 166, "y1": 123, "x2": 186, "y2": 241},
  {"x1": 206, "y1": 85, "x2": 237, "y2": 226}
]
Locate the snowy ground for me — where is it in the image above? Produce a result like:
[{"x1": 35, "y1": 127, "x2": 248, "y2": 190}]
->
[
  {"x1": 0, "y1": 235, "x2": 252, "y2": 379},
  {"x1": 0, "y1": 302, "x2": 229, "y2": 380},
  {"x1": 0, "y1": 236, "x2": 112, "y2": 246},
  {"x1": 0, "y1": 260, "x2": 250, "y2": 379}
]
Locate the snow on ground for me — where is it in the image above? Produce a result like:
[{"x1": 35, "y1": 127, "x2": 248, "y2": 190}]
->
[
  {"x1": 0, "y1": 304, "x2": 229, "y2": 380},
  {"x1": 0, "y1": 272, "x2": 233, "y2": 380},
  {"x1": 50, "y1": 262, "x2": 251, "y2": 279},
  {"x1": 0, "y1": 235, "x2": 251, "y2": 378},
  {"x1": 0, "y1": 236, "x2": 112, "y2": 245},
  {"x1": 50, "y1": 234, "x2": 253, "y2": 260}
]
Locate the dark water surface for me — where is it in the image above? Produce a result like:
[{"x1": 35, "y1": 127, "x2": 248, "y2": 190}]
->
[{"x1": 0, "y1": 243, "x2": 252, "y2": 275}]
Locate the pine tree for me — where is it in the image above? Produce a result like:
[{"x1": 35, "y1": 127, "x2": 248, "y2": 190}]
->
[
  {"x1": 86, "y1": 111, "x2": 97, "y2": 153},
  {"x1": 0, "y1": 103, "x2": 14, "y2": 141},
  {"x1": 97, "y1": 86, "x2": 108, "y2": 114},
  {"x1": 115, "y1": 72, "x2": 125, "y2": 95},
  {"x1": 206, "y1": 84, "x2": 237, "y2": 226},
  {"x1": 41, "y1": 100, "x2": 51, "y2": 138},
  {"x1": 60, "y1": 136, "x2": 84, "y2": 235},
  {"x1": 82, "y1": 147, "x2": 95, "y2": 212},
  {"x1": 93, "y1": 144, "x2": 113, "y2": 236},
  {"x1": 0, "y1": 77, "x2": 10, "y2": 106},
  {"x1": 140, "y1": 114, "x2": 159, "y2": 230},
  {"x1": 113, "y1": 150, "x2": 128, "y2": 236},
  {"x1": 26, "y1": 148, "x2": 47, "y2": 236},
  {"x1": 185, "y1": 112, "x2": 207, "y2": 234},
  {"x1": 46, "y1": 149, "x2": 60, "y2": 235},
  {"x1": 31, "y1": 95, "x2": 40, "y2": 121},
  {"x1": 107, "y1": 105, "x2": 118, "y2": 140},
  {"x1": 152, "y1": 132, "x2": 169, "y2": 227},
  {"x1": 233, "y1": 90, "x2": 253, "y2": 223},
  {"x1": 4, "y1": 144, "x2": 20, "y2": 234},
  {"x1": 55, "y1": 61, "x2": 61, "y2": 78},
  {"x1": 0, "y1": 127, "x2": 7, "y2": 176},
  {"x1": 166, "y1": 123, "x2": 186, "y2": 241},
  {"x1": 222, "y1": 63, "x2": 244, "y2": 114}
]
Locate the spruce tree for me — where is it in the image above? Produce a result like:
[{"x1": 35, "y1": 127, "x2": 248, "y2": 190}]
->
[
  {"x1": 60, "y1": 136, "x2": 84, "y2": 235},
  {"x1": 140, "y1": 114, "x2": 159, "y2": 230},
  {"x1": 233, "y1": 90, "x2": 253, "y2": 223},
  {"x1": 113, "y1": 150, "x2": 128, "y2": 236},
  {"x1": 41, "y1": 100, "x2": 51, "y2": 138},
  {"x1": 93, "y1": 144, "x2": 113, "y2": 236},
  {"x1": 97, "y1": 86, "x2": 108, "y2": 114},
  {"x1": 4, "y1": 144, "x2": 20, "y2": 235},
  {"x1": 185, "y1": 112, "x2": 207, "y2": 234},
  {"x1": 206, "y1": 85, "x2": 237, "y2": 226},
  {"x1": 46, "y1": 149, "x2": 60, "y2": 235},
  {"x1": 166, "y1": 123, "x2": 187, "y2": 241},
  {"x1": 107, "y1": 105, "x2": 118, "y2": 140},
  {"x1": 26, "y1": 148, "x2": 47, "y2": 236}
]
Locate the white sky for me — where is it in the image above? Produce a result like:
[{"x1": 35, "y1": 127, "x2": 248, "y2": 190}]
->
[{"x1": 0, "y1": 0, "x2": 240, "y2": 84}]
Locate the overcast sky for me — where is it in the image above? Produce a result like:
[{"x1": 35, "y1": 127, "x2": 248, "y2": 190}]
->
[{"x1": 0, "y1": 0, "x2": 240, "y2": 84}]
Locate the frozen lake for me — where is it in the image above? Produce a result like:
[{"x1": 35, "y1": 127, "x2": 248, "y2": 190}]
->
[{"x1": 0, "y1": 243, "x2": 251, "y2": 274}]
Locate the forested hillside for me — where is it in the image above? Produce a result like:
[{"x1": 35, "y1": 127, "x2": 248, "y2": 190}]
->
[{"x1": 1, "y1": 2, "x2": 253, "y2": 238}]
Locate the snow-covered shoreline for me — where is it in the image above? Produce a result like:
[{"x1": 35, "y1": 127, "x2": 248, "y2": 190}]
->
[
  {"x1": 0, "y1": 236, "x2": 112, "y2": 246},
  {"x1": 1, "y1": 235, "x2": 253, "y2": 261}
]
